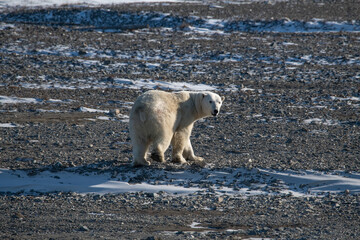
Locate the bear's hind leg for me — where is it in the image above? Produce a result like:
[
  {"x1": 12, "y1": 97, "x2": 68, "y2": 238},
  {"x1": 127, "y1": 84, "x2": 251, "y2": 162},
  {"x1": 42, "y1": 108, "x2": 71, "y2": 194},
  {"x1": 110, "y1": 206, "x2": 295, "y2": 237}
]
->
[
  {"x1": 151, "y1": 148, "x2": 165, "y2": 163},
  {"x1": 151, "y1": 137, "x2": 172, "y2": 163},
  {"x1": 132, "y1": 138, "x2": 151, "y2": 167}
]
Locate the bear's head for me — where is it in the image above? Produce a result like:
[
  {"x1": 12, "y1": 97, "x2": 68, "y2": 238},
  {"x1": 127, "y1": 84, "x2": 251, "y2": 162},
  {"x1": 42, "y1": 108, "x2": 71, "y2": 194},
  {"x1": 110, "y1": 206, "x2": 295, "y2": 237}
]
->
[{"x1": 201, "y1": 92, "x2": 225, "y2": 117}]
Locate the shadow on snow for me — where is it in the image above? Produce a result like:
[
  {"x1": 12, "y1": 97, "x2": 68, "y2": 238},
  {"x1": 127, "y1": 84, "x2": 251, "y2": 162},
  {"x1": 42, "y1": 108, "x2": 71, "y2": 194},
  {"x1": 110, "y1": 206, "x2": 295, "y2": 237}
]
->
[{"x1": 1, "y1": 163, "x2": 359, "y2": 197}]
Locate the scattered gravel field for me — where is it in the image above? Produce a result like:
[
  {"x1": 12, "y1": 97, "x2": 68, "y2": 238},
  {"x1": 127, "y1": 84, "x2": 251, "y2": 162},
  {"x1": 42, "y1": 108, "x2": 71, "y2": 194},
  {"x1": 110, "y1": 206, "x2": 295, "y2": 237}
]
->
[{"x1": 0, "y1": 0, "x2": 360, "y2": 239}]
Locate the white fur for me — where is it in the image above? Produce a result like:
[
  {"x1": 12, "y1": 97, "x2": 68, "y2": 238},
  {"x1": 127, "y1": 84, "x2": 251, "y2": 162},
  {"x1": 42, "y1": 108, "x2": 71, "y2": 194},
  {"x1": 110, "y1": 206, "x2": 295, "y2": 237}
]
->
[{"x1": 129, "y1": 90, "x2": 224, "y2": 167}]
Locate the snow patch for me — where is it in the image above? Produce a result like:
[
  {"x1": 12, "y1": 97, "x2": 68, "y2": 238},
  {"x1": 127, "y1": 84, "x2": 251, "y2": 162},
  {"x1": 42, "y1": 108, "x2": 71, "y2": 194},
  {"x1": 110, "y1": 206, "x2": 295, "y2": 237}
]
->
[
  {"x1": 0, "y1": 95, "x2": 71, "y2": 104},
  {"x1": 0, "y1": 0, "x2": 183, "y2": 8},
  {"x1": 189, "y1": 222, "x2": 204, "y2": 229},
  {"x1": 1, "y1": 167, "x2": 359, "y2": 196},
  {"x1": 0, "y1": 169, "x2": 200, "y2": 195},
  {"x1": 0, "y1": 95, "x2": 41, "y2": 104},
  {"x1": 114, "y1": 78, "x2": 218, "y2": 91},
  {"x1": 330, "y1": 96, "x2": 360, "y2": 102},
  {"x1": 0, "y1": 123, "x2": 22, "y2": 128},
  {"x1": 303, "y1": 118, "x2": 341, "y2": 126},
  {"x1": 78, "y1": 106, "x2": 109, "y2": 113},
  {"x1": 1, "y1": 8, "x2": 360, "y2": 33}
]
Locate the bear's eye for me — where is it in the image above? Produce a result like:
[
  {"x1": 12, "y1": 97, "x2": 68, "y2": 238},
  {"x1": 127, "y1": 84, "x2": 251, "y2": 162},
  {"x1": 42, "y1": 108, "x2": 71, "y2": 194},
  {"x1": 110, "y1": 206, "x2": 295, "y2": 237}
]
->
[{"x1": 209, "y1": 101, "x2": 212, "y2": 104}]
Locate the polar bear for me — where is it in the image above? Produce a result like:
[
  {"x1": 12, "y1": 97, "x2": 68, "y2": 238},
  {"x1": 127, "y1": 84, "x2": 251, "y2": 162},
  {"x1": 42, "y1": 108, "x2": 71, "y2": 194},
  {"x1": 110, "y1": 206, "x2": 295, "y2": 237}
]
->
[{"x1": 129, "y1": 90, "x2": 224, "y2": 167}]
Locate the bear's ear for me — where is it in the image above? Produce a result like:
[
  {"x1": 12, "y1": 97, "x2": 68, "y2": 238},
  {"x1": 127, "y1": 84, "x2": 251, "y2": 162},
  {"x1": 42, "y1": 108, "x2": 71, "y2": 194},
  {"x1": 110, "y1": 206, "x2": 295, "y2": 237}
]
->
[
  {"x1": 202, "y1": 93, "x2": 206, "y2": 99},
  {"x1": 221, "y1": 96, "x2": 225, "y2": 102}
]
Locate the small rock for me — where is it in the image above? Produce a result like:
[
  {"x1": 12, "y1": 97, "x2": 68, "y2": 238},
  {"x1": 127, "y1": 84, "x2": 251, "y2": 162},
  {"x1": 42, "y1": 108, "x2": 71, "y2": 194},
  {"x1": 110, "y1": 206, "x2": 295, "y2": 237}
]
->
[
  {"x1": 12, "y1": 212, "x2": 25, "y2": 220},
  {"x1": 109, "y1": 109, "x2": 121, "y2": 116},
  {"x1": 147, "y1": 192, "x2": 159, "y2": 198},
  {"x1": 145, "y1": 237, "x2": 161, "y2": 240},
  {"x1": 78, "y1": 50, "x2": 87, "y2": 55},
  {"x1": 217, "y1": 196, "x2": 224, "y2": 203},
  {"x1": 54, "y1": 161, "x2": 63, "y2": 169},
  {"x1": 79, "y1": 225, "x2": 90, "y2": 231},
  {"x1": 67, "y1": 161, "x2": 76, "y2": 167},
  {"x1": 27, "y1": 170, "x2": 38, "y2": 176}
]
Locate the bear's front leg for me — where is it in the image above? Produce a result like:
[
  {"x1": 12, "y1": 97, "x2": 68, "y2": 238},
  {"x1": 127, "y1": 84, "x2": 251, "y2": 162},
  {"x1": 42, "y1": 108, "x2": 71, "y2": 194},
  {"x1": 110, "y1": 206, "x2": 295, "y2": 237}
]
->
[
  {"x1": 171, "y1": 125, "x2": 204, "y2": 164},
  {"x1": 183, "y1": 138, "x2": 204, "y2": 162},
  {"x1": 171, "y1": 130, "x2": 189, "y2": 164}
]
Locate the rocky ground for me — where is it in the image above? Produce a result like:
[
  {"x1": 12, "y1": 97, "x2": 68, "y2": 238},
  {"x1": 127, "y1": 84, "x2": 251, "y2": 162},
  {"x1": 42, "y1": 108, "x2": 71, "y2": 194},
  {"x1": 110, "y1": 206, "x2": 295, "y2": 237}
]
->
[
  {"x1": 2, "y1": 193, "x2": 360, "y2": 239},
  {"x1": 0, "y1": 0, "x2": 360, "y2": 239}
]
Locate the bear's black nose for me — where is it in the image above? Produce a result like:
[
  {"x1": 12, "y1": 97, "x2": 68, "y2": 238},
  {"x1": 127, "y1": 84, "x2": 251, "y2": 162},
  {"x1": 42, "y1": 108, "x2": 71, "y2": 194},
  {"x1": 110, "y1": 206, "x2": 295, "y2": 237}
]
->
[{"x1": 212, "y1": 110, "x2": 218, "y2": 116}]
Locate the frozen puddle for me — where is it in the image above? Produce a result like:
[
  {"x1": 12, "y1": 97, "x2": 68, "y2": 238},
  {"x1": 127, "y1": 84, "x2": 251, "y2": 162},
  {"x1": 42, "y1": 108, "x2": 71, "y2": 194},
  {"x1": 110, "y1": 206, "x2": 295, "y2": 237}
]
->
[{"x1": 0, "y1": 167, "x2": 359, "y2": 196}]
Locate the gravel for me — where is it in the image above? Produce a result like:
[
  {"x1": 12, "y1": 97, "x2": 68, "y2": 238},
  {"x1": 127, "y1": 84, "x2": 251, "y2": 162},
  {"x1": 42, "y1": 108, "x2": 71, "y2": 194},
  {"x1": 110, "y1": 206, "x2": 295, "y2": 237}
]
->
[
  {"x1": 0, "y1": 1, "x2": 359, "y2": 239},
  {"x1": 1, "y1": 193, "x2": 359, "y2": 239}
]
